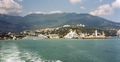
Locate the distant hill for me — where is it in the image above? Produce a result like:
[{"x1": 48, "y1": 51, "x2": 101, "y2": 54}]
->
[
  {"x1": 0, "y1": 13, "x2": 120, "y2": 32},
  {"x1": 0, "y1": 14, "x2": 23, "y2": 32}
]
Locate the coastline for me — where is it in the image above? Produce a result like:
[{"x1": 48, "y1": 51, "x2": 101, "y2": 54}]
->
[{"x1": 0, "y1": 37, "x2": 119, "y2": 41}]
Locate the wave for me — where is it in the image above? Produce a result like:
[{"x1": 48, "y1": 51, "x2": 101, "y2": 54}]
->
[{"x1": 0, "y1": 43, "x2": 62, "y2": 62}]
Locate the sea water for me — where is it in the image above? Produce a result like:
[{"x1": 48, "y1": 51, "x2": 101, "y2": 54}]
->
[{"x1": 0, "y1": 39, "x2": 120, "y2": 62}]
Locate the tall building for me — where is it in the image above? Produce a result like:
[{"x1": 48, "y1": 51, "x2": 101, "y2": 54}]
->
[
  {"x1": 117, "y1": 30, "x2": 120, "y2": 37},
  {"x1": 95, "y1": 30, "x2": 98, "y2": 37}
]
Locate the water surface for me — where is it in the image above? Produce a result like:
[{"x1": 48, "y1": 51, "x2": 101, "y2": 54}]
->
[{"x1": 0, "y1": 39, "x2": 120, "y2": 62}]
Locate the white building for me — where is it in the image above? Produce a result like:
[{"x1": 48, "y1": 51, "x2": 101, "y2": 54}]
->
[
  {"x1": 117, "y1": 30, "x2": 120, "y2": 37},
  {"x1": 79, "y1": 33, "x2": 86, "y2": 38},
  {"x1": 63, "y1": 25, "x2": 71, "y2": 27},
  {"x1": 95, "y1": 30, "x2": 98, "y2": 37},
  {"x1": 38, "y1": 34, "x2": 48, "y2": 39},
  {"x1": 77, "y1": 24, "x2": 85, "y2": 27},
  {"x1": 48, "y1": 34, "x2": 59, "y2": 39},
  {"x1": 64, "y1": 30, "x2": 79, "y2": 39},
  {"x1": 23, "y1": 34, "x2": 48, "y2": 40}
]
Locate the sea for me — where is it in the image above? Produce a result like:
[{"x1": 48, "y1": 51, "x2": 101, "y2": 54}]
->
[{"x1": 0, "y1": 39, "x2": 120, "y2": 62}]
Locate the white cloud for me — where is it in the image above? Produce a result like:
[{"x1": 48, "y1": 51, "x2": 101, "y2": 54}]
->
[
  {"x1": 28, "y1": 11, "x2": 43, "y2": 14},
  {"x1": 69, "y1": 0, "x2": 81, "y2": 4},
  {"x1": 90, "y1": 0, "x2": 120, "y2": 16},
  {"x1": 0, "y1": 0, "x2": 22, "y2": 15},
  {"x1": 112, "y1": 0, "x2": 120, "y2": 8},
  {"x1": 80, "y1": 6, "x2": 86, "y2": 9},
  {"x1": 90, "y1": 4, "x2": 113, "y2": 16},
  {"x1": 49, "y1": 11, "x2": 63, "y2": 14},
  {"x1": 28, "y1": 11, "x2": 63, "y2": 15}
]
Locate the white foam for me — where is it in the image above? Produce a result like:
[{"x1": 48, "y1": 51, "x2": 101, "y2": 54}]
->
[
  {"x1": 0, "y1": 44, "x2": 25, "y2": 62},
  {"x1": 21, "y1": 52, "x2": 63, "y2": 62},
  {"x1": 56, "y1": 60, "x2": 63, "y2": 62},
  {"x1": 0, "y1": 43, "x2": 63, "y2": 62}
]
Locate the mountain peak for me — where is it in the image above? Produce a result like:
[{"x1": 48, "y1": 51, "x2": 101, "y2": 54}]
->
[{"x1": 0, "y1": 13, "x2": 120, "y2": 32}]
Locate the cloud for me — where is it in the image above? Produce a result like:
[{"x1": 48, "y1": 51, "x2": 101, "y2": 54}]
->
[
  {"x1": 112, "y1": 0, "x2": 120, "y2": 8},
  {"x1": 69, "y1": 0, "x2": 81, "y2": 4},
  {"x1": 90, "y1": 0, "x2": 120, "y2": 16},
  {"x1": 0, "y1": 0, "x2": 22, "y2": 15},
  {"x1": 28, "y1": 11, "x2": 63, "y2": 15},
  {"x1": 49, "y1": 11, "x2": 63, "y2": 14},
  {"x1": 90, "y1": 4, "x2": 113, "y2": 16},
  {"x1": 80, "y1": 6, "x2": 86, "y2": 9}
]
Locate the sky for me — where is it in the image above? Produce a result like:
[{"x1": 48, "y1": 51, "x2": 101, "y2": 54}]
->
[{"x1": 0, "y1": 0, "x2": 120, "y2": 22}]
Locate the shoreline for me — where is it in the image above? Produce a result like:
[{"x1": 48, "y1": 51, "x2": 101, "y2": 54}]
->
[{"x1": 0, "y1": 37, "x2": 119, "y2": 41}]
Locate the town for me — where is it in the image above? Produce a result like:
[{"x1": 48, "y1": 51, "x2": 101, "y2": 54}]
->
[{"x1": 0, "y1": 24, "x2": 120, "y2": 40}]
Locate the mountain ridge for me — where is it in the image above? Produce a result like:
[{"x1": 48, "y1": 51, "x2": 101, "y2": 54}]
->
[{"x1": 0, "y1": 13, "x2": 120, "y2": 32}]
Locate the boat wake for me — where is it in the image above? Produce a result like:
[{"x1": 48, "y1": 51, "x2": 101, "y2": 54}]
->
[{"x1": 0, "y1": 43, "x2": 62, "y2": 62}]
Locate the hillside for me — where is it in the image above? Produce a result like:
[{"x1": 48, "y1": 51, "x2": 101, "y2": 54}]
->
[{"x1": 0, "y1": 13, "x2": 120, "y2": 32}]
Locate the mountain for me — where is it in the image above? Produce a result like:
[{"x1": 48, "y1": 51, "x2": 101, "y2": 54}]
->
[
  {"x1": 0, "y1": 14, "x2": 26, "y2": 32},
  {"x1": 23, "y1": 13, "x2": 120, "y2": 29},
  {"x1": 0, "y1": 13, "x2": 120, "y2": 32}
]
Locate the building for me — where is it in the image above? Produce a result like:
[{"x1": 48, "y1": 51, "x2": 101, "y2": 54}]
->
[
  {"x1": 23, "y1": 34, "x2": 48, "y2": 40},
  {"x1": 63, "y1": 25, "x2": 71, "y2": 27},
  {"x1": 81, "y1": 30, "x2": 106, "y2": 39},
  {"x1": 77, "y1": 24, "x2": 85, "y2": 27},
  {"x1": 79, "y1": 33, "x2": 86, "y2": 38},
  {"x1": 38, "y1": 34, "x2": 48, "y2": 39},
  {"x1": 95, "y1": 30, "x2": 98, "y2": 37},
  {"x1": 64, "y1": 30, "x2": 79, "y2": 39},
  {"x1": 48, "y1": 34, "x2": 59, "y2": 39},
  {"x1": 117, "y1": 30, "x2": 120, "y2": 37}
]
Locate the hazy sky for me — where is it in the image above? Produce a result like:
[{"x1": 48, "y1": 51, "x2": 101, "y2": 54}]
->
[{"x1": 0, "y1": 0, "x2": 120, "y2": 22}]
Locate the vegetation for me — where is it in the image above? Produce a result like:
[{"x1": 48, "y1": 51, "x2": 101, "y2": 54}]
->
[
  {"x1": 0, "y1": 13, "x2": 120, "y2": 32},
  {"x1": 34, "y1": 26, "x2": 118, "y2": 38}
]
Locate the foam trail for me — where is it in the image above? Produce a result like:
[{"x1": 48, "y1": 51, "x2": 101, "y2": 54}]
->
[
  {"x1": 20, "y1": 50, "x2": 62, "y2": 62},
  {"x1": 0, "y1": 43, "x2": 62, "y2": 62},
  {"x1": 0, "y1": 43, "x2": 25, "y2": 62}
]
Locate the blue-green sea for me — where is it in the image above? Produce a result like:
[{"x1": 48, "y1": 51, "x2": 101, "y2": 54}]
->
[{"x1": 0, "y1": 39, "x2": 120, "y2": 62}]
